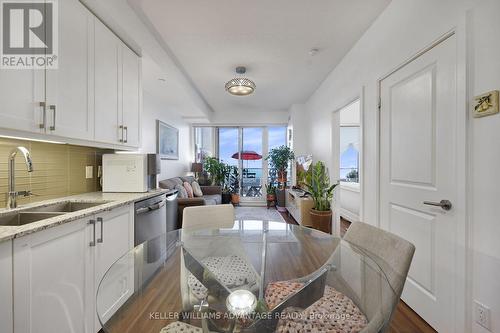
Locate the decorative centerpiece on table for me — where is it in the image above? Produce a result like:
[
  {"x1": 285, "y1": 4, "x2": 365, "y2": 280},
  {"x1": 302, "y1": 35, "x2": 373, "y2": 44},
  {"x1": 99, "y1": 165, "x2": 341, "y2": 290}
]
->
[{"x1": 303, "y1": 161, "x2": 338, "y2": 234}]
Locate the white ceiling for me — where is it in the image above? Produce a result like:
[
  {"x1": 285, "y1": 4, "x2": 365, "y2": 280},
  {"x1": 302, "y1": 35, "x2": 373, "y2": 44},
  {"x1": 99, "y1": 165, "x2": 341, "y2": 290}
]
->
[{"x1": 131, "y1": 0, "x2": 391, "y2": 114}]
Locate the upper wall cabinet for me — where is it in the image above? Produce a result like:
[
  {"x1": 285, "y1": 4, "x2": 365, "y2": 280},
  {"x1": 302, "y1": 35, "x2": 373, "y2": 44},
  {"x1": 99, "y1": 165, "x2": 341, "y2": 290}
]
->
[
  {"x1": 0, "y1": 20, "x2": 45, "y2": 133},
  {"x1": 121, "y1": 46, "x2": 141, "y2": 148},
  {"x1": 94, "y1": 19, "x2": 121, "y2": 145},
  {"x1": 45, "y1": 0, "x2": 94, "y2": 140},
  {"x1": 0, "y1": 0, "x2": 141, "y2": 149},
  {"x1": 94, "y1": 19, "x2": 141, "y2": 148}
]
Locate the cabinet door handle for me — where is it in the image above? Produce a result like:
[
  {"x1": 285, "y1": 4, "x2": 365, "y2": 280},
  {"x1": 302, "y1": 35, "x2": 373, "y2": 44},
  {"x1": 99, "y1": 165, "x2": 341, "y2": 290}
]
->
[
  {"x1": 89, "y1": 219, "x2": 96, "y2": 247},
  {"x1": 97, "y1": 217, "x2": 104, "y2": 243},
  {"x1": 39, "y1": 102, "x2": 46, "y2": 129},
  {"x1": 124, "y1": 126, "x2": 128, "y2": 143},
  {"x1": 49, "y1": 104, "x2": 56, "y2": 130},
  {"x1": 118, "y1": 125, "x2": 124, "y2": 142}
]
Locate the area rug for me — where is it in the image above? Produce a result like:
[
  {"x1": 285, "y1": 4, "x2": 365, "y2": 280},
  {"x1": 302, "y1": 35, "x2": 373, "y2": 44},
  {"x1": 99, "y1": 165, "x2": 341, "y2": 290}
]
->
[{"x1": 235, "y1": 206, "x2": 285, "y2": 222}]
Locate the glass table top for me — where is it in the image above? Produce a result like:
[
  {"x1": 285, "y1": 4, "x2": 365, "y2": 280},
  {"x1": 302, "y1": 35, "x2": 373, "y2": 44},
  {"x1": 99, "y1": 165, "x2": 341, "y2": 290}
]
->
[{"x1": 97, "y1": 221, "x2": 398, "y2": 333}]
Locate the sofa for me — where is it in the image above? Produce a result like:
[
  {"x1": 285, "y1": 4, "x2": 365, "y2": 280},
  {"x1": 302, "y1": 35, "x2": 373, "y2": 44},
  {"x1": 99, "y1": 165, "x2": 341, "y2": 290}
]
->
[{"x1": 159, "y1": 176, "x2": 222, "y2": 227}]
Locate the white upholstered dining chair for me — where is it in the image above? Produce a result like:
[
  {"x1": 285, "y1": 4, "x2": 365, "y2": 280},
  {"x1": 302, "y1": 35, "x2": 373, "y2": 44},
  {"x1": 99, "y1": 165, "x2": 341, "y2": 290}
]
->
[
  {"x1": 342, "y1": 222, "x2": 415, "y2": 333},
  {"x1": 179, "y1": 204, "x2": 260, "y2": 310},
  {"x1": 266, "y1": 222, "x2": 415, "y2": 333},
  {"x1": 182, "y1": 204, "x2": 235, "y2": 229}
]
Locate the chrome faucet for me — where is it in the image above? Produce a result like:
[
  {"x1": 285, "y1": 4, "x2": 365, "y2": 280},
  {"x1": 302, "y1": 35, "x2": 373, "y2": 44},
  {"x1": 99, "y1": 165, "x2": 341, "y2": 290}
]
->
[{"x1": 7, "y1": 146, "x2": 34, "y2": 209}]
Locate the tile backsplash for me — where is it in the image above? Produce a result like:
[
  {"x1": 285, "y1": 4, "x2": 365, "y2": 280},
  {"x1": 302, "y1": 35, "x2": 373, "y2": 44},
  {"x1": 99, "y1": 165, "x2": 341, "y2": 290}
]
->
[{"x1": 0, "y1": 138, "x2": 110, "y2": 208}]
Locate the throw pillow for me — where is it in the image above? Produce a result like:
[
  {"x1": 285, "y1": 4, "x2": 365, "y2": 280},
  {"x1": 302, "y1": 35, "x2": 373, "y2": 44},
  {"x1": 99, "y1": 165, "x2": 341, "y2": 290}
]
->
[
  {"x1": 191, "y1": 181, "x2": 203, "y2": 197},
  {"x1": 175, "y1": 184, "x2": 188, "y2": 199},
  {"x1": 183, "y1": 182, "x2": 194, "y2": 198}
]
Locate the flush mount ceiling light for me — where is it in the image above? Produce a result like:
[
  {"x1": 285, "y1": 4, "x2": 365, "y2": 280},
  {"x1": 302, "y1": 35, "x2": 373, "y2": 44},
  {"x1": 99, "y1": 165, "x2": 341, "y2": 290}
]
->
[{"x1": 225, "y1": 66, "x2": 256, "y2": 96}]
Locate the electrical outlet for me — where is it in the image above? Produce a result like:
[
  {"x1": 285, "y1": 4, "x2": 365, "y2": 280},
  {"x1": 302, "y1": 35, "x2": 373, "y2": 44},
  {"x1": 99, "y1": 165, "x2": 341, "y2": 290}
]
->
[
  {"x1": 474, "y1": 300, "x2": 491, "y2": 331},
  {"x1": 85, "y1": 166, "x2": 93, "y2": 179}
]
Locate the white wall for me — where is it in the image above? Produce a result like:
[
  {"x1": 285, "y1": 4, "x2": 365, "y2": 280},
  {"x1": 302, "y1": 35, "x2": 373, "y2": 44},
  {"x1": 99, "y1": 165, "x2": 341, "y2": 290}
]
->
[
  {"x1": 140, "y1": 90, "x2": 193, "y2": 180},
  {"x1": 303, "y1": 0, "x2": 499, "y2": 331},
  {"x1": 289, "y1": 104, "x2": 309, "y2": 156},
  {"x1": 469, "y1": 1, "x2": 500, "y2": 332}
]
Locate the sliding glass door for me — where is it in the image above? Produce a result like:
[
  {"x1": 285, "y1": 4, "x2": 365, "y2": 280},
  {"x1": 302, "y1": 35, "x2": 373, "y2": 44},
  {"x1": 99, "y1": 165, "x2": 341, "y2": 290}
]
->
[
  {"x1": 200, "y1": 125, "x2": 288, "y2": 203},
  {"x1": 241, "y1": 128, "x2": 264, "y2": 198}
]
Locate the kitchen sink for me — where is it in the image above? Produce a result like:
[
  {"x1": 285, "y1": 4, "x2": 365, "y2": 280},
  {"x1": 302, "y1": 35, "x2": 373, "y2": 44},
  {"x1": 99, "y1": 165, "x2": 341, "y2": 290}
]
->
[
  {"x1": 0, "y1": 212, "x2": 65, "y2": 226},
  {"x1": 27, "y1": 201, "x2": 108, "y2": 213},
  {"x1": 0, "y1": 201, "x2": 109, "y2": 227}
]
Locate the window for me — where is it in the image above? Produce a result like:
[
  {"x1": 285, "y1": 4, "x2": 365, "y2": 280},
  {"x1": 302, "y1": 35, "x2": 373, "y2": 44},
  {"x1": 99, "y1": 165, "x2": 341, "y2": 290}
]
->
[
  {"x1": 193, "y1": 125, "x2": 288, "y2": 200},
  {"x1": 194, "y1": 127, "x2": 214, "y2": 163},
  {"x1": 339, "y1": 100, "x2": 360, "y2": 183}
]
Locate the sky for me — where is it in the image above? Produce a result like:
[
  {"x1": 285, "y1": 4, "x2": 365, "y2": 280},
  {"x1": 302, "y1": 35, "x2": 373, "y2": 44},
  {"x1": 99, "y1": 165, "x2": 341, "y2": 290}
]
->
[{"x1": 219, "y1": 127, "x2": 287, "y2": 169}]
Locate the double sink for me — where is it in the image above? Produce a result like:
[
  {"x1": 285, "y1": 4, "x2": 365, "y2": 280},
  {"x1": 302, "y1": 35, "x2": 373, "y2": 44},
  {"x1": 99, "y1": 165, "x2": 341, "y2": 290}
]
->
[{"x1": 0, "y1": 201, "x2": 109, "y2": 227}]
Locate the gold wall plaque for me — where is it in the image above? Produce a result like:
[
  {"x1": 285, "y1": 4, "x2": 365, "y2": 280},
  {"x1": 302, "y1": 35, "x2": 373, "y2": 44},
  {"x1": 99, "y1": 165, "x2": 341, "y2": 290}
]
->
[{"x1": 474, "y1": 90, "x2": 499, "y2": 118}]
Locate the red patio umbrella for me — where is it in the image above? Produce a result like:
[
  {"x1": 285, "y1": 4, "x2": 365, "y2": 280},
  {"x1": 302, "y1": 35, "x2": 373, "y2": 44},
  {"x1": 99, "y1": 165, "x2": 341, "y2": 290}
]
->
[{"x1": 231, "y1": 151, "x2": 262, "y2": 160}]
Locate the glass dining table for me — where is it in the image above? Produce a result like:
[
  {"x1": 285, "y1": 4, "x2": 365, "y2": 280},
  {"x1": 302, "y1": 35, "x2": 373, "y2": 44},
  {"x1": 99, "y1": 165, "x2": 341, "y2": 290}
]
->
[{"x1": 97, "y1": 221, "x2": 398, "y2": 333}]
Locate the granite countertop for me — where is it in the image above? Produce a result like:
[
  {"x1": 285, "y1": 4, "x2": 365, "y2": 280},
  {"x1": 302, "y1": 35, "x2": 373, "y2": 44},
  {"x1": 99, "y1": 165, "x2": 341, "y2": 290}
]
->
[{"x1": 0, "y1": 190, "x2": 168, "y2": 243}]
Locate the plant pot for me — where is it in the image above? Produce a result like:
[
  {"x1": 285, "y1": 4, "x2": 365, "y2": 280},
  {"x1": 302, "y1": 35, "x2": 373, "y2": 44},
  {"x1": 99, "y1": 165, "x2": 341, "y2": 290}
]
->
[
  {"x1": 231, "y1": 193, "x2": 240, "y2": 205},
  {"x1": 266, "y1": 194, "x2": 276, "y2": 202},
  {"x1": 309, "y1": 209, "x2": 332, "y2": 234},
  {"x1": 221, "y1": 193, "x2": 232, "y2": 204},
  {"x1": 276, "y1": 189, "x2": 286, "y2": 208},
  {"x1": 277, "y1": 170, "x2": 287, "y2": 183}
]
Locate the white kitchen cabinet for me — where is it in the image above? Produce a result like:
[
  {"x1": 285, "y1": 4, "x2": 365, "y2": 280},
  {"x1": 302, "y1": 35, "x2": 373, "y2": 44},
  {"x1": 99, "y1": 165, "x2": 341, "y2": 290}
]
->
[
  {"x1": 0, "y1": 0, "x2": 141, "y2": 149},
  {"x1": 45, "y1": 0, "x2": 94, "y2": 140},
  {"x1": 121, "y1": 46, "x2": 141, "y2": 147},
  {"x1": 94, "y1": 19, "x2": 121, "y2": 145},
  {"x1": 92, "y1": 205, "x2": 134, "y2": 332},
  {"x1": 0, "y1": 60, "x2": 45, "y2": 133},
  {"x1": 0, "y1": 241, "x2": 13, "y2": 333},
  {"x1": 94, "y1": 18, "x2": 141, "y2": 148},
  {"x1": 13, "y1": 203, "x2": 134, "y2": 333},
  {"x1": 13, "y1": 218, "x2": 93, "y2": 333}
]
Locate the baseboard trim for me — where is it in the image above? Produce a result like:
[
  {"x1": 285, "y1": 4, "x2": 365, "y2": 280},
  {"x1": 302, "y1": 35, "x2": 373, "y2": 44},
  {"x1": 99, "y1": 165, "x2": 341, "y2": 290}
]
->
[{"x1": 340, "y1": 208, "x2": 359, "y2": 223}]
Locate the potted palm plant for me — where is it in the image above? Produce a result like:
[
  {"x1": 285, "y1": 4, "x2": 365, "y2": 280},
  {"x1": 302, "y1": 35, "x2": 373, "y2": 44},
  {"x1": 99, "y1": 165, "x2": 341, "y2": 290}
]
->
[
  {"x1": 203, "y1": 157, "x2": 224, "y2": 186},
  {"x1": 229, "y1": 166, "x2": 240, "y2": 205},
  {"x1": 220, "y1": 162, "x2": 234, "y2": 204},
  {"x1": 266, "y1": 146, "x2": 294, "y2": 209},
  {"x1": 265, "y1": 183, "x2": 276, "y2": 201},
  {"x1": 303, "y1": 161, "x2": 338, "y2": 234},
  {"x1": 265, "y1": 146, "x2": 295, "y2": 182}
]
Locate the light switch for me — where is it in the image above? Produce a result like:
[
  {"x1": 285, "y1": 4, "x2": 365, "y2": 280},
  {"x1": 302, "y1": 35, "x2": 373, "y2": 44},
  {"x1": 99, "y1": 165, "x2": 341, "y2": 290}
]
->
[{"x1": 85, "y1": 166, "x2": 93, "y2": 179}]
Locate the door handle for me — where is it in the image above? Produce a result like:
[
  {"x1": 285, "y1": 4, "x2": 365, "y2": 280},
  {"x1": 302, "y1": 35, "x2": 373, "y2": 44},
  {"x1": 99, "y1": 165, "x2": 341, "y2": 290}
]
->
[
  {"x1": 39, "y1": 102, "x2": 46, "y2": 129},
  {"x1": 423, "y1": 199, "x2": 452, "y2": 211},
  {"x1": 89, "y1": 219, "x2": 96, "y2": 246},
  {"x1": 97, "y1": 217, "x2": 103, "y2": 243},
  {"x1": 49, "y1": 104, "x2": 56, "y2": 130},
  {"x1": 124, "y1": 126, "x2": 128, "y2": 143},
  {"x1": 148, "y1": 198, "x2": 167, "y2": 211},
  {"x1": 119, "y1": 125, "x2": 124, "y2": 142}
]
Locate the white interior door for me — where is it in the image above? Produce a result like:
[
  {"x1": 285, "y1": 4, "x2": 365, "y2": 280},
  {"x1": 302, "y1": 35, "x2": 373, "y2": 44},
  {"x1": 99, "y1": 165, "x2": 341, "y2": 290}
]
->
[{"x1": 380, "y1": 35, "x2": 458, "y2": 332}]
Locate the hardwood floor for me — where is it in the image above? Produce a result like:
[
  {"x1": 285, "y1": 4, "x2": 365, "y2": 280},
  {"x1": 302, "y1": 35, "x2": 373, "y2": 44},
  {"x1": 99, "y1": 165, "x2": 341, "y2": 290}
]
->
[{"x1": 279, "y1": 212, "x2": 436, "y2": 333}]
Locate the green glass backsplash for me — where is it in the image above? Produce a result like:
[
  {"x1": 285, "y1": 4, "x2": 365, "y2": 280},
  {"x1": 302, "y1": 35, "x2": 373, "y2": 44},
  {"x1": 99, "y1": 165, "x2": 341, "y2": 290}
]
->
[{"x1": 0, "y1": 138, "x2": 110, "y2": 208}]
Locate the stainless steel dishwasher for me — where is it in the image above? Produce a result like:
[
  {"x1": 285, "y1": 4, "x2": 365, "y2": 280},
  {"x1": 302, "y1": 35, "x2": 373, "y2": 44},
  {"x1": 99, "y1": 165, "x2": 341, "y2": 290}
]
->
[{"x1": 134, "y1": 190, "x2": 178, "y2": 287}]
